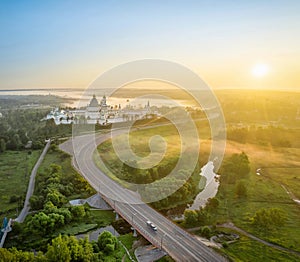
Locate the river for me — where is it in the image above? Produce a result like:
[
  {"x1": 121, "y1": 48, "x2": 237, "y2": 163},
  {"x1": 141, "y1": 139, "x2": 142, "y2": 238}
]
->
[{"x1": 187, "y1": 161, "x2": 220, "y2": 211}]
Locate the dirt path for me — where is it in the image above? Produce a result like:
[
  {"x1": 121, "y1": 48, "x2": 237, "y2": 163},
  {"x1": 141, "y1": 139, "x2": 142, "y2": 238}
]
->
[
  {"x1": 281, "y1": 184, "x2": 300, "y2": 205},
  {"x1": 218, "y1": 223, "x2": 300, "y2": 257},
  {"x1": 15, "y1": 140, "x2": 51, "y2": 223}
]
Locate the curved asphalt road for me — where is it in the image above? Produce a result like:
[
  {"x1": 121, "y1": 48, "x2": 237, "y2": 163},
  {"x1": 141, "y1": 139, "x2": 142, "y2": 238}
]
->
[{"x1": 60, "y1": 130, "x2": 227, "y2": 262}]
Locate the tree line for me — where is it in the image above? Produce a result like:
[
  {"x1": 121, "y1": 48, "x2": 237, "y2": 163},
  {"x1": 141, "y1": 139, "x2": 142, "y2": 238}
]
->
[
  {"x1": 0, "y1": 109, "x2": 72, "y2": 153},
  {"x1": 227, "y1": 126, "x2": 297, "y2": 148},
  {"x1": 26, "y1": 162, "x2": 94, "y2": 236},
  {"x1": 119, "y1": 157, "x2": 202, "y2": 210},
  {"x1": 0, "y1": 231, "x2": 120, "y2": 262},
  {"x1": 7, "y1": 158, "x2": 96, "y2": 250}
]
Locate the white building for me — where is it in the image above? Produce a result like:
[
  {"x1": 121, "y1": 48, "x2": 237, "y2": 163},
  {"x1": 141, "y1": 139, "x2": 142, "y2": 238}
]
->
[
  {"x1": 85, "y1": 94, "x2": 100, "y2": 120},
  {"x1": 45, "y1": 95, "x2": 154, "y2": 125},
  {"x1": 45, "y1": 108, "x2": 74, "y2": 125}
]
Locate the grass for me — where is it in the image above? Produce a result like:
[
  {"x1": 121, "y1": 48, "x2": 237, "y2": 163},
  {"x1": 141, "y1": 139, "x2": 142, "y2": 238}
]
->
[
  {"x1": 94, "y1": 123, "x2": 183, "y2": 191},
  {"x1": 58, "y1": 209, "x2": 115, "y2": 235},
  {"x1": 87, "y1": 209, "x2": 116, "y2": 227},
  {"x1": 204, "y1": 141, "x2": 300, "y2": 257},
  {"x1": 99, "y1": 233, "x2": 136, "y2": 262},
  {"x1": 215, "y1": 176, "x2": 300, "y2": 252},
  {"x1": 96, "y1": 124, "x2": 180, "y2": 174},
  {"x1": 0, "y1": 150, "x2": 41, "y2": 221},
  {"x1": 117, "y1": 234, "x2": 136, "y2": 262},
  {"x1": 59, "y1": 223, "x2": 98, "y2": 235},
  {"x1": 223, "y1": 141, "x2": 300, "y2": 198},
  {"x1": 219, "y1": 233, "x2": 300, "y2": 262},
  {"x1": 95, "y1": 123, "x2": 300, "y2": 260},
  {"x1": 95, "y1": 122, "x2": 211, "y2": 185}
]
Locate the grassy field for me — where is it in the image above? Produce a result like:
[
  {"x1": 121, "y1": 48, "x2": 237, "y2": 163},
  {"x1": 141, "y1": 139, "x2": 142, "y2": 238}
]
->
[
  {"x1": 59, "y1": 210, "x2": 116, "y2": 235},
  {"x1": 218, "y1": 233, "x2": 300, "y2": 262},
  {"x1": 96, "y1": 123, "x2": 300, "y2": 260},
  {"x1": 95, "y1": 123, "x2": 183, "y2": 190},
  {"x1": 214, "y1": 171, "x2": 300, "y2": 251},
  {"x1": 97, "y1": 124, "x2": 180, "y2": 171},
  {"x1": 59, "y1": 223, "x2": 98, "y2": 235},
  {"x1": 0, "y1": 150, "x2": 41, "y2": 221},
  {"x1": 192, "y1": 139, "x2": 300, "y2": 256},
  {"x1": 223, "y1": 140, "x2": 300, "y2": 199},
  {"x1": 96, "y1": 121, "x2": 211, "y2": 183},
  {"x1": 118, "y1": 234, "x2": 136, "y2": 262}
]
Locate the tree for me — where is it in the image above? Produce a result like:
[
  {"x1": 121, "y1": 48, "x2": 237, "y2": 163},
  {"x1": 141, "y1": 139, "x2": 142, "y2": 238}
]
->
[
  {"x1": 28, "y1": 211, "x2": 64, "y2": 234},
  {"x1": 0, "y1": 248, "x2": 13, "y2": 261},
  {"x1": 201, "y1": 226, "x2": 211, "y2": 239},
  {"x1": 0, "y1": 248, "x2": 46, "y2": 261},
  {"x1": 184, "y1": 210, "x2": 198, "y2": 226},
  {"x1": 0, "y1": 138, "x2": 6, "y2": 153},
  {"x1": 121, "y1": 160, "x2": 139, "y2": 182},
  {"x1": 269, "y1": 208, "x2": 286, "y2": 227},
  {"x1": 197, "y1": 208, "x2": 208, "y2": 225},
  {"x1": 252, "y1": 208, "x2": 286, "y2": 229},
  {"x1": 206, "y1": 198, "x2": 219, "y2": 210},
  {"x1": 29, "y1": 212, "x2": 51, "y2": 234},
  {"x1": 29, "y1": 195, "x2": 44, "y2": 210},
  {"x1": 67, "y1": 236, "x2": 84, "y2": 261},
  {"x1": 32, "y1": 140, "x2": 44, "y2": 149},
  {"x1": 46, "y1": 190, "x2": 66, "y2": 207},
  {"x1": 235, "y1": 181, "x2": 247, "y2": 198},
  {"x1": 8, "y1": 133, "x2": 22, "y2": 150},
  {"x1": 70, "y1": 205, "x2": 86, "y2": 220},
  {"x1": 78, "y1": 237, "x2": 94, "y2": 261},
  {"x1": 220, "y1": 152, "x2": 250, "y2": 183},
  {"x1": 9, "y1": 247, "x2": 35, "y2": 261},
  {"x1": 56, "y1": 208, "x2": 72, "y2": 223},
  {"x1": 98, "y1": 231, "x2": 117, "y2": 254},
  {"x1": 46, "y1": 235, "x2": 71, "y2": 262},
  {"x1": 48, "y1": 213, "x2": 65, "y2": 228}
]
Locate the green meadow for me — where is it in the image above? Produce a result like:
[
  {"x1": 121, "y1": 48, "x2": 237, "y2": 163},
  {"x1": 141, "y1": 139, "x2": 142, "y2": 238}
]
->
[
  {"x1": 0, "y1": 150, "x2": 41, "y2": 221},
  {"x1": 96, "y1": 112, "x2": 300, "y2": 260}
]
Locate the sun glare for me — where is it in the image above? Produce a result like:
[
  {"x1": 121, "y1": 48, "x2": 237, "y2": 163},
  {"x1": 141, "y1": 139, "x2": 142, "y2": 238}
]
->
[{"x1": 251, "y1": 63, "x2": 269, "y2": 78}]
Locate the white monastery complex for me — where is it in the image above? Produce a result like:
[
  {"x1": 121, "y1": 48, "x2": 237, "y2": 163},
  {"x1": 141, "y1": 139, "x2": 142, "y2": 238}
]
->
[{"x1": 45, "y1": 95, "x2": 154, "y2": 125}]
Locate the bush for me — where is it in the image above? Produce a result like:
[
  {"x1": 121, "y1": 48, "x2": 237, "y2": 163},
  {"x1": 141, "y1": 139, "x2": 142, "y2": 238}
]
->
[
  {"x1": 9, "y1": 195, "x2": 19, "y2": 203},
  {"x1": 201, "y1": 226, "x2": 211, "y2": 239},
  {"x1": 222, "y1": 242, "x2": 228, "y2": 248},
  {"x1": 252, "y1": 208, "x2": 286, "y2": 229}
]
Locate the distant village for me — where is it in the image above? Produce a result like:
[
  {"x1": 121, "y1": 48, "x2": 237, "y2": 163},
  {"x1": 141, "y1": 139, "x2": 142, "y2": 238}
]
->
[{"x1": 44, "y1": 95, "x2": 155, "y2": 125}]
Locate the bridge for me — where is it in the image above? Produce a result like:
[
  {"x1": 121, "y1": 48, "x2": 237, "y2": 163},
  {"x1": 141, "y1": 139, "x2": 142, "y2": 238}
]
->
[
  {"x1": 0, "y1": 218, "x2": 12, "y2": 248},
  {"x1": 60, "y1": 130, "x2": 227, "y2": 262}
]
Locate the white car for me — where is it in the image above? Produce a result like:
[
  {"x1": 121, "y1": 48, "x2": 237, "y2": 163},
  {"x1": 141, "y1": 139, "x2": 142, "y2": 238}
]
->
[{"x1": 146, "y1": 220, "x2": 157, "y2": 231}]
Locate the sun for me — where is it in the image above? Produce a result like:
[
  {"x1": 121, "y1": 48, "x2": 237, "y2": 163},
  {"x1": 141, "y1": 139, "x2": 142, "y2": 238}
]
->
[{"x1": 251, "y1": 63, "x2": 269, "y2": 78}]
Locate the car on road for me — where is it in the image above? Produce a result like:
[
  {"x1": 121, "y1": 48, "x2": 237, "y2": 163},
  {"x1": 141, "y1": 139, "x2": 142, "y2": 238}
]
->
[{"x1": 146, "y1": 220, "x2": 157, "y2": 231}]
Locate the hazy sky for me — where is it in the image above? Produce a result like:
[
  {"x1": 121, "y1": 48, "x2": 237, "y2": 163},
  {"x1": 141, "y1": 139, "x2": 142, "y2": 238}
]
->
[{"x1": 1, "y1": 0, "x2": 300, "y2": 90}]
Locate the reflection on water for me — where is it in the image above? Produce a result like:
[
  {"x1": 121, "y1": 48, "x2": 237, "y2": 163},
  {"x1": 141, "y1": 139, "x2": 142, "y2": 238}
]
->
[{"x1": 187, "y1": 161, "x2": 220, "y2": 210}]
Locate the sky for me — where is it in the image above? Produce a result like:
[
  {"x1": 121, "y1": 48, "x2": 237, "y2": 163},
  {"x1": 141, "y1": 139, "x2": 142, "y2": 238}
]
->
[{"x1": 0, "y1": 0, "x2": 300, "y2": 90}]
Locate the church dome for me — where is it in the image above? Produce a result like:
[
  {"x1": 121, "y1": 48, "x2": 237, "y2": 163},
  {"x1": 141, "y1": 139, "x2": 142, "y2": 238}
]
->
[{"x1": 89, "y1": 95, "x2": 99, "y2": 107}]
